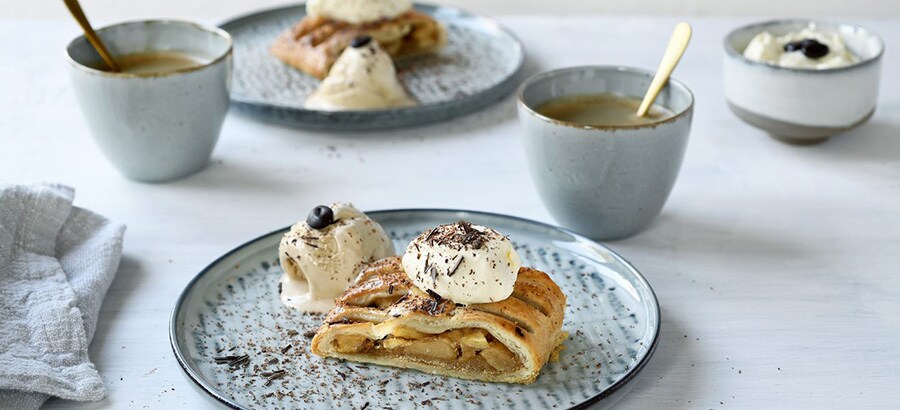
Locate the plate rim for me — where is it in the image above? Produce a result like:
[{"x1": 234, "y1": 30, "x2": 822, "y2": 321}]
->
[
  {"x1": 217, "y1": 2, "x2": 526, "y2": 129},
  {"x1": 169, "y1": 208, "x2": 661, "y2": 409}
]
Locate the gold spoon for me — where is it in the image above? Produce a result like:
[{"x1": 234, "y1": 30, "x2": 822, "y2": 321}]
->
[
  {"x1": 63, "y1": 0, "x2": 120, "y2": 72},
  {"x1": 636, "y1": 22, "x2": 691, "y2": 117}
]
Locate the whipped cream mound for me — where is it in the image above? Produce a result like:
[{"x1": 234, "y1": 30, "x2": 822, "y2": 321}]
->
[
  {"x1": 743, "y1": 26, "x2": 860, "y2": 69},
  {"x1": 307, "y1": 0, "x2": 412, "y2": 25},
  {"x1": 305, "y1": 37, "x2": 415, "y2": 111},
  {"x1": 278, "y1": 203, "x2": 395, "y2": 313},
  {"x1": 401, "y1": 221, "x2": 522, "y2": 305}
]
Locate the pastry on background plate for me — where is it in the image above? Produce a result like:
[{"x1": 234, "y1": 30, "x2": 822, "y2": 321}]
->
[
  {"x1": 271, "y1": 0, "x2": 447, "y2": 79},
  {"x1": 311, "y1": 222, "x2": 567, "y2": 384}
]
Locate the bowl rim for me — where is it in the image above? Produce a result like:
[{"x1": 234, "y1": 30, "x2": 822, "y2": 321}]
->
[
  {"x1": 516, "y1": 65, "x2": 694, "y2": 131},
  {"x1": 723, "y1": 18, "x2": 885, "y2": 74},
  {"x1": 65, "y1": 19, "x2": 233, "y2": 79}
]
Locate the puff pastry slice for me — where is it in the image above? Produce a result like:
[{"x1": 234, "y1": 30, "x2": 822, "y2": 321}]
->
[
  {"x1": 271, "y1": 10, "x2": 448, "y2": 79},
  {"x1": 310, "y1": 257, "x2": 567, "y2": 384}
]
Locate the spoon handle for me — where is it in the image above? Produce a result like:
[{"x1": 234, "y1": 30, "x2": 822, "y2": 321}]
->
[
  {"x1": 637, "y1": 22, "x2": 691, "y2": 117},
  {"x1": 63, "y1": 0, "x2": 120, "y2": 72}
]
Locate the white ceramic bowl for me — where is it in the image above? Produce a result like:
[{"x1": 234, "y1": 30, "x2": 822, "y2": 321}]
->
[{"x1": 723, "y1": 20, "x2": 884, "y2": 144}]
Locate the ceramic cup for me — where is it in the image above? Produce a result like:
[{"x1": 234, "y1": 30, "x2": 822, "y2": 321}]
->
[
  {"x1": 66, "y1": 20, "x2": 232, "y2": 182},
  {"x1": 724, "y1": 20, "x2": 884, "y2": 145},
  {"x1": 518, "y1": 66, "x2": 694, "y2": 240}
]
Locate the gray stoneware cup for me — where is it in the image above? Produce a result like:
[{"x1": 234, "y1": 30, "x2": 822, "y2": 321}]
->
[
  {"x1": 66, "y1": 20, "x2": 232, "y2": 182},
  {"x1": 517, "y1": 66, "x2": 694, "y2": 240}
]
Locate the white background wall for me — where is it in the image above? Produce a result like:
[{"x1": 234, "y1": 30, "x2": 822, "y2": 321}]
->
[{"x1": 6, "y1": 0, "x2": 900, "y2": 21}]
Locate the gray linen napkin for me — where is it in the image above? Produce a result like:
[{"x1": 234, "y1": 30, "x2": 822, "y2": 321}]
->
[{"x1": 0, "y1": 184, "x2": 125, "y2": 409}]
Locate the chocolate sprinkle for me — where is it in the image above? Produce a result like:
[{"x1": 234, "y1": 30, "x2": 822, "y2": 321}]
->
[
  {"x1": 428, "y1": 299, "x2": 441, "y2": 315},
  {"x1": 426, "y1": 289, "x2": 442, "y2": 300},
  {"x1": 421, "y1": 221, "x2": 490, "y2": 250},
  {"x1": 388, "y1": 284, "x2": 394, "y2": 295},
  {"x1": 214, "y1": 354, "x2": 250, "y2": 370},
  {"x1": 446, "y1": 255, "x2": 464, "y2": 277},
  {"x1": 260, "y1": 369, "x2": 286, "y2": 386}
]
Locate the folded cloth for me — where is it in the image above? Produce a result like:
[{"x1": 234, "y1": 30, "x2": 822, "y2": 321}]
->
[{"x1": 0, "y1": 184, "x2": 126, "y2": 409}]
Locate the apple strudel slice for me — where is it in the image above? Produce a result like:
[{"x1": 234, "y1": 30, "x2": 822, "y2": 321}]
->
[
  {"x1": 271, "y1": 10, "x2": 448, "y2": 80},
  {"x1": 310, "y1": 256, "x2": 567, "y2": 384}
]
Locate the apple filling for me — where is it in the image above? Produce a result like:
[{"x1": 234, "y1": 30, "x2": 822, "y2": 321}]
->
[{"x1": 330, "y1": 326, "x2": 521, "y2": 372}]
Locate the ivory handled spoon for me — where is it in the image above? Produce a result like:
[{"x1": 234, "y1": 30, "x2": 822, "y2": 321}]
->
[
  {"x1": 63, "y1": 0, "x2": 120, "y2": 72},
  {"x1": 636, "y1": 22, "x2": 691, "y2": 117}
]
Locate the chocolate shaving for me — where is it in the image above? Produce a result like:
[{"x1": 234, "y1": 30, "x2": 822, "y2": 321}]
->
[
  {"x1": 420, "y1": 221, "x2": 489, "y2": 251},
  {"x1": 424, "y1": 291, "x2": 444, "y2": 315},
  {"x1": 446, "y1": 255, "x2": 464, "y2": 277},
  {"x1": 428, "y1": 299, "x2": 440, "y2": 315},
  {"x1": 260, "y1": 369, "x2": 286, "y2": 386},
  {"x1": 303, "y1": 330, "x2": 317, "y2": 339},
  {"x1": 303, "y1": 241, "x2": 319, "y2": 248},
  {"x1": 388, "y1": 284, "x2": 394, "y2": 295},
  {"x1": 426, "y1": 289, "x2": 442, "y2": 300},
  {"x1": 423, "y1": 228, "x2": 438, "y2": 244},
  {"x1": 335, "y1": 370, "x2": 347, "y2": 380},
  {"x1": 361, "y1": 402, "x2": 370, "y2": 410},
  {"x1": 456, "y1": 221, "x2": 486, "y2": 249},
  {"x1": 281, "y1": 344, "x2": 293, "y2": 354},
  {"x1": 214, "y1": 354, "x2": 250, "y2": 370},
  {"x1": 213, "y1": 355, "x2": 241, "y2": 363}
]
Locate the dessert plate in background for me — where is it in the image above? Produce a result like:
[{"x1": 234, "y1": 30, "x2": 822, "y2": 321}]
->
[
  {"x1": 220, "y1": 4, "x2": 525, "y2": 131},
  {"x1": 170, "y1": 210, "x2": 660, "y2": 409}
]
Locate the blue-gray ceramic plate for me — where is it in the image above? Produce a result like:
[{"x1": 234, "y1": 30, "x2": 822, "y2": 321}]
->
[
  {"x1": 170, "y1": 210, "x2": 660, "y2": 409},
  {"x1": 220, "y1": 4, "x2": 525, "y2": 131}
]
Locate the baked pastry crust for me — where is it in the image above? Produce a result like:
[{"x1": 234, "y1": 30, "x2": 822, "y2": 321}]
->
[
  {"x1": 271, "y1": 10, "x2": 448, "y2": 79},
  {"x1": 310, "y1": 257, "x2": 567, "y2": 384}
]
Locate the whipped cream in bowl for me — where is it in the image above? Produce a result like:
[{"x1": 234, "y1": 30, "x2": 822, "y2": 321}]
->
[
  {"x1": 278, "y1": 203, "x2": 395, "y2": 313},
  {"x1": 723, "y1": 19, "x2": 884, "y2": 144},
  {"x1": 742, "y1": 25, "x2": 860, "y2": 70},
  {"x1": 305, "y1": 36, "x2": 416, "y2": 111},
  {"x1": 401, "y1": 221, "x2": 521, "y2": 304},
  {"x1": 306, "y1": 0, "x2": 412, "y2": 25}
]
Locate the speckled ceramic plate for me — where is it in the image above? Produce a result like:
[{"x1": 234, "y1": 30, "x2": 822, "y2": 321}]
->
[
  {"x1": 170, "y1": 210, "x2": 660, "y2": 409},
  {"x1": 219, "y1": 4, "x2": 525, "y2": 130}
]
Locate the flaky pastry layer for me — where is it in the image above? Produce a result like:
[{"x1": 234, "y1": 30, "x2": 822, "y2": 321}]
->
[{"x1": 310, "y1": 257, "x2": 566, "y2": 384}]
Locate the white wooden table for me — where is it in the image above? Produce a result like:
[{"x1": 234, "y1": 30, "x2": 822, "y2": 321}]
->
[{"x1": 2, "y1": 15, "x2": 899, "y2": 410}]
